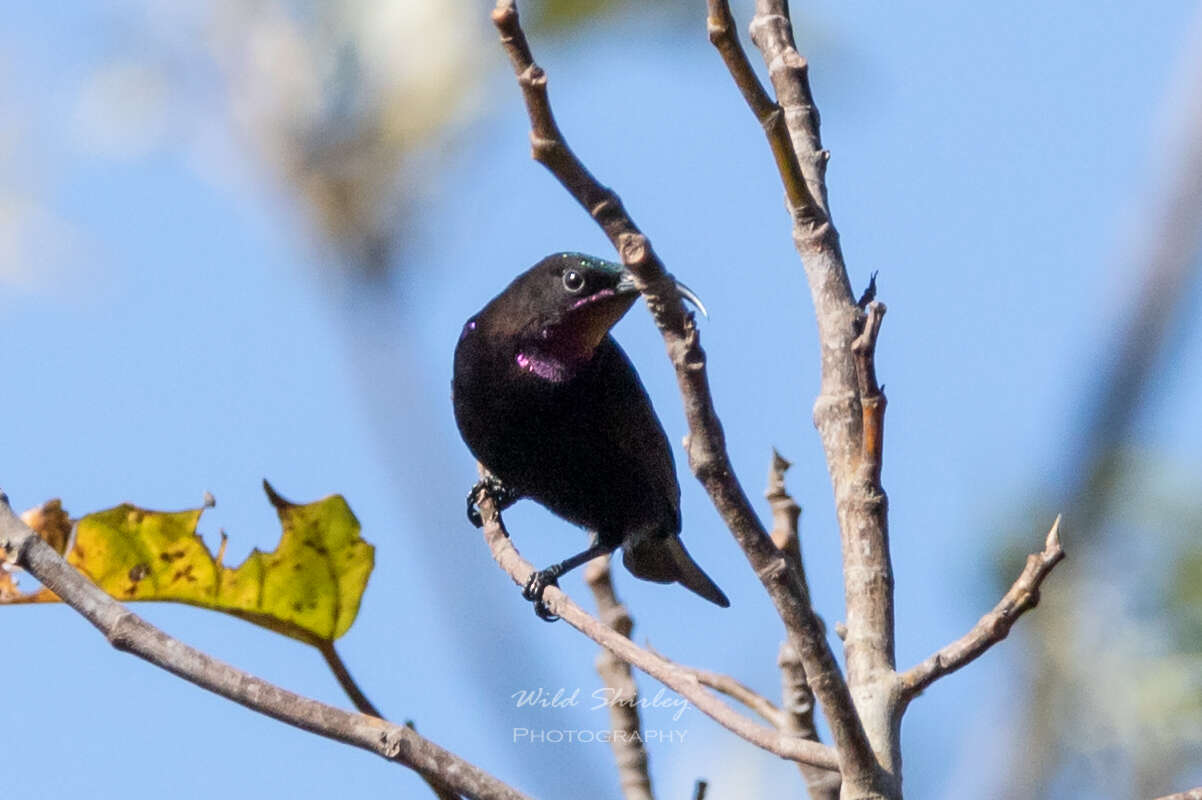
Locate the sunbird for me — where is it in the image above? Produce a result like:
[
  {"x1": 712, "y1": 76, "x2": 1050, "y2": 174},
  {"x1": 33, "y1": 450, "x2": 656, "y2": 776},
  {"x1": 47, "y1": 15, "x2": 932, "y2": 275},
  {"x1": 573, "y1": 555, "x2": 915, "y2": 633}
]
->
[{"x1": 453, "y1": 252, "x2": 729, "y2": 620}]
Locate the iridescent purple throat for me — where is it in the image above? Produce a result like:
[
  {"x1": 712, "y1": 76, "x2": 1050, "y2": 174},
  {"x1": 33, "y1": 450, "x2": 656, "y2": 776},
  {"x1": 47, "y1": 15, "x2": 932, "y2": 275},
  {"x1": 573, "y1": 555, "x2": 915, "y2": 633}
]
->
[{"x1": 515, "y1": 351, "x2": 570, "y2": 382}]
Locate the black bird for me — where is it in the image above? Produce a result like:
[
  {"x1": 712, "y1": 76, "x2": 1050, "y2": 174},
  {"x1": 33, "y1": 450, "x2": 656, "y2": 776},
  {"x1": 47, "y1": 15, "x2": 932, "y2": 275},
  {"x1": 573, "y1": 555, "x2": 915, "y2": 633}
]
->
[{"x1": 453, "y1": 252, "x2": 730, "y2": 620}]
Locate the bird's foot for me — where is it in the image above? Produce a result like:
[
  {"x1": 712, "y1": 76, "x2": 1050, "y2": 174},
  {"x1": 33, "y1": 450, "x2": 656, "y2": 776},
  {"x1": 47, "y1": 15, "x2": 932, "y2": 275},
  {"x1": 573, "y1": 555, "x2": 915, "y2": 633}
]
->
[
  {"x1": 466, "y1": 474, "x2": 520, "y2": 528},
  {"x1": 523, "y1": 567, "x2": 562, "y2": 622}
]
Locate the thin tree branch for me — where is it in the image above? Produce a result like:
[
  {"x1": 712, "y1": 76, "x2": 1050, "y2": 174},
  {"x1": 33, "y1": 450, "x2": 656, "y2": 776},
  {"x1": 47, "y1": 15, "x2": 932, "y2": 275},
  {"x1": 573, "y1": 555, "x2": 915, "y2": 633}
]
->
[
  {"x1": 317, "y1": 640, "x2": 383, "y2": 718},
  {"x1": 322, "y1": 632, "x2": 456, "y2": 800},
  {"x1": 748, "y1": 2, "x2": 833, "y2": 222},
  {"x1": 705, "y1": 0, "x2": 813, "y2": 214},
  {"x1": 852, "y1": 302, "x2": 887, "y2": 488},
  {"x1": 322, "y1": 644, "x2": 456, "y2": 800},
  {"x1": 490, "y1": 0, "x2": 869, "y2": 783},
  {"x1": 476, "y1": 490, "x2": 840, "y2": 771},
  {"x1": 643, "y1": 640, "x2": 783, "y2": 728},
  {"x1": 766, "y1": 452, "x2": 840, "y2": 800},
  {"x1": 766, "y1": 449, "x2": 803, "y2": 564},
  {"x1": 13, "y1": 500, "x2": 395, "y2": 738},
  {"x1": 732, "y1": 2, "x2": 897, "y2": 789},
  {"x1": 584, "y1": 555, "x2": 655, "y2": 800},
  {"x1": 898, "y1": 516, "x2": 1066, "y2": 701},
  {"x1": 0, "y1": 492, "x2": 525, "y2": 800},
  {"x1": 687, "y1": 664, "x2": 783, "y2": 729},
  {"x1": 1006, "y1": 13, "x2": 1202, "y2": 795},
  {"x1": 406, "y1": 721, "x2": 466, "y2": 800},
  {"x1": 780, "y1": 644, "x2": 842, "y2": 800}
]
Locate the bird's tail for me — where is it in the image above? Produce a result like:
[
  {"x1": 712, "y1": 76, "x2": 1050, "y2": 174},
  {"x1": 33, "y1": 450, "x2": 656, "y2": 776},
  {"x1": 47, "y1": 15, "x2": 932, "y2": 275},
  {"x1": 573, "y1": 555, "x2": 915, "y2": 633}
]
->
[{"x1": 623, "y1": 535, "x2": 730, "y2": 608}]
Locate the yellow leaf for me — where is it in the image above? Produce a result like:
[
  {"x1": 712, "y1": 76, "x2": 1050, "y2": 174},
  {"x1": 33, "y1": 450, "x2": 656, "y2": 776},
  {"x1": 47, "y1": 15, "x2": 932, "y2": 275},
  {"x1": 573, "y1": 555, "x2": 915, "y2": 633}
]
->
[
  {"x1": 2, "y1": 483, "x2": 374, "y2": 644},
  {"x1": 21, "y1": 499, "x2": 71, "y2": 555}
]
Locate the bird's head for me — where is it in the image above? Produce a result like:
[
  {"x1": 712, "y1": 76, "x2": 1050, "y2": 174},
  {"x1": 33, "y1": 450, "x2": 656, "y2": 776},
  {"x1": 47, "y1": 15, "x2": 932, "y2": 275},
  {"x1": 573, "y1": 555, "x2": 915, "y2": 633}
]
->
[{"x1": 461, "y1": 252, "x2": 703, "y2": 383}]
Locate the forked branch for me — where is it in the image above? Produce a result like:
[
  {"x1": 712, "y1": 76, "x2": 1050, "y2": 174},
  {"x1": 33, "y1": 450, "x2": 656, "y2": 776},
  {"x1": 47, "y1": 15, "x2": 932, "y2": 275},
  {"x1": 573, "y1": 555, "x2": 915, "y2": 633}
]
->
[
  {"x1": 490, "y1": 0, "x2": 872, "y2": 782},
  {"x1": 899, "y1": 517, "x2": 1066, "y2": 701},
  {"x1": 705, "y1": 0, "x2": 814, "y2": 215},
  {"x1": 767, "y1": 452, "x2": 840, "y2": 800},
  {"x1": 0, "y1": 493, "x2": 525, "y2": 800},
  {"x1": 585, "y1": 556, "x2": 655, "y2": 800},
  {"x1": 476, "y1": 489, "x2": 839, "y2": 771}
]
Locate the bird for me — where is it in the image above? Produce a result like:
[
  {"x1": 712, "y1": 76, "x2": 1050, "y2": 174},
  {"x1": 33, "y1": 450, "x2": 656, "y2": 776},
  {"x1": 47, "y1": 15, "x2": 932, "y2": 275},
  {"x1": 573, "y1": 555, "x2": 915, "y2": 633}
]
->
[{"x1": 452, "y1": 252, "x2": 730, "y2": 620}]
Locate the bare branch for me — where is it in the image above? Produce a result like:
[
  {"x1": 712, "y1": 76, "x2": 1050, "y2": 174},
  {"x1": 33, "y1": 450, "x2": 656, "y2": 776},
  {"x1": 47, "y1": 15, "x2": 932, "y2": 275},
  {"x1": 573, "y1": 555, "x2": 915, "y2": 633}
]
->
[
  {"x1": 705, "y1": 0, "x2": 813, "y2": 214},
  {"x1": 319, "y1": 640, "x2": 455, "y2": 800},
  {"x1": 899, "y1": 517, "x2": 1066, "y2": 701},
  {"x1": 476, "y1": 491, "x2": 839, "y2": 771},
  {"x1": 490, "y1": 0, "x2": 868, "y2": 780},
  {"x1": 687, "y1": 665, "x2": 783, "y2": 729},
  {"x1": 737, "y1": 3, "x2": 897, "y2": 788},
  {"x1": 0, "y1": 493, "x2": 524, "y2": 800},
  {"x1": 318, "y1": 641, "x2": 383, "y2": 718},
  {"x1": 748, "y1": 1, "x2": 834, "y2": 224},
  {"x1": 766, "y1": 453, "x2": 840, "y2": 800},
  {"x1": 644, "y1": 640, "x2": 783, "y2": 728},
  {"x1": 846, "y1": 300, "x2": 893, "y2": 691},
  {"x1": 766, "y1": 449, "x2": 802, "y2": 562},
  {"x1": 584, "y1": 556, "x2": 655, "y2": 800},
  {"x1": 405, "y1": 721, "x2": 467, "y2": 800},
  {"x1": 852, "y1": 301, "x2": 887, "y2": 488},
  {"x1": 780, "y1": 644, "x2": 842, "y2": 800},
  {"x1": 321, "y1": 633, "x2": 454, "y2": 800}
]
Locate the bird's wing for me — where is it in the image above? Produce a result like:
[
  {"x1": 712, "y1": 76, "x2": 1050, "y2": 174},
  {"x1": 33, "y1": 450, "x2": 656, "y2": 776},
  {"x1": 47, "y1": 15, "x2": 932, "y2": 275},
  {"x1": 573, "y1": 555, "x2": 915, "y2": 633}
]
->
[{"x1": 591, "y1": 336, "x2": 682, "y2": 535}]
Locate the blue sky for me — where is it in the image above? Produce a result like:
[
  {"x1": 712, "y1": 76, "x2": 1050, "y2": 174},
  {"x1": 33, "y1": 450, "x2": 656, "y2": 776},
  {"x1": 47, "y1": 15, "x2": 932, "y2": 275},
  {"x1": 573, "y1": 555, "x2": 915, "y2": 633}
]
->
[{"x1": 4, "y1": 1, "x2": 1201, "y2": 798}]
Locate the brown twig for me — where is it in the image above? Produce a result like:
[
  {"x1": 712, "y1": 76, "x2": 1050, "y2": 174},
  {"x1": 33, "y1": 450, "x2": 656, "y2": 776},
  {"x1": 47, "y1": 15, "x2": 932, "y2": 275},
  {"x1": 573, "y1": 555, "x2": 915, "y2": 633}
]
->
[
  {"x1": 720, "y1": 1, "x2": 1068, "y2": 793},
  {"x1": 766, "y1": 450, "x2": 801, "y2": 554},
  {"x1": 705, "y1": 0, "x2": 814, "y2": 215},
  {"x1": 12, "y1": 500, "x2": 394, "y2": 731},
  {"x1": 898, "y1": 517, "x2": 1066, "y2": 701},
  {"x1": 845, "y1": 299, "x2": 894, "y2": 698},
  {"x1": 767, "y1": 453, "x2": 840, "y2": 800},
  {"x1": 720, "y1": 1, "x2": 897, "y2": 790},
  {"x1": 643, "y1": 640, "x2": 783, "y2": 728},
  {"x1": 406, "y1": 721, "x2": 465, "y2": 800},
  {"x1": 318, "y1": 640, "x2": 383, "y2": 718},
  {"x1": 852, "y1": 302, "x2": 887, "y2": 486},
  {"x1": 490, "y1": 0, "x2": 866, "y2": 782},
  {"x1": 747, "y1": 1, "x2": 833, "y2": 223},
  {"x1": 0, "y1": 493, "x2": 525, "y2": 800},
  {"x1": 584, "y1": 556, "x2": 655, "y2": 800},
  {"x1": 322, "y1": 635, "x2": 458, "y2": 800},
  {"x1": 780, "y1": 644, "x2": 842, "y2": 800},
  {"x1": 318, "y1": 644, "x2": 453, "y2": 800},
  {"x1": 687, "y1": 664, "x2": 783, "y2": 729},
  {"x1": 476, "y1": 490, "x2": 839, "y2": 771}
]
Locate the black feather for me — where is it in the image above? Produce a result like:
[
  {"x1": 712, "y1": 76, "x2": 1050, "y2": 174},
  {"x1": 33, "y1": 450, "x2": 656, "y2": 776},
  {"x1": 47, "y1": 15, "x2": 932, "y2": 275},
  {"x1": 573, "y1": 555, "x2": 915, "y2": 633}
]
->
[{"x1": 453, "y1": 252, "x2": 729, "y2": 616}]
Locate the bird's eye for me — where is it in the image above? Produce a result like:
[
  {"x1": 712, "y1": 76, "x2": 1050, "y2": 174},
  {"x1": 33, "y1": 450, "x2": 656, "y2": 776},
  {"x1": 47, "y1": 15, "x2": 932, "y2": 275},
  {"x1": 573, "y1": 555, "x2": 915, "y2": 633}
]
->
[{"x1": 562, "y1": 270, "x2": 585, "y2": 293}]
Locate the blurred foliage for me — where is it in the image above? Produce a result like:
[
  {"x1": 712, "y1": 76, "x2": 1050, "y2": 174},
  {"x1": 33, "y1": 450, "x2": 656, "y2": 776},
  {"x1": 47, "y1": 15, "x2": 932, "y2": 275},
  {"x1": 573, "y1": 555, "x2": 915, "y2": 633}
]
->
[
  {"x1": 1172, "y1": 548, "x2": 1202, "y2": 649},
  {"x1": 998, "y1": 456, "x2": 1202, "y2": 799},
  {"x1": 206, "y1": 0, "x2": 488, "y2": 279},
  {"x1": 531, "y1": 0, "x2": 624, "y2": 31},
  {"x1": 0, "y1": 483, "x2": 374, "y2": 645},
  {"x1": 530, "y1": 0, "x2": 693, "y2": 32},
  {"x1": 4, "y1": 0, "x2": 708, "y2": 292}
]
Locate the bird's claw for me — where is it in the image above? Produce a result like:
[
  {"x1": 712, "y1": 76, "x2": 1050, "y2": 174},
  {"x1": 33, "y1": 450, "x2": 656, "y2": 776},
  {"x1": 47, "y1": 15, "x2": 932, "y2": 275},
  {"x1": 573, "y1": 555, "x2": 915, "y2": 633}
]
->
[
  {"x1": 466, "y1": 492, "x2": 485, "y2": 528},
  {"x1": 523, "y1": 569, "x2": 561, "y2": 622},
  {"x1": 466, "y1": 475, "x2": 519, "y2": 528}
]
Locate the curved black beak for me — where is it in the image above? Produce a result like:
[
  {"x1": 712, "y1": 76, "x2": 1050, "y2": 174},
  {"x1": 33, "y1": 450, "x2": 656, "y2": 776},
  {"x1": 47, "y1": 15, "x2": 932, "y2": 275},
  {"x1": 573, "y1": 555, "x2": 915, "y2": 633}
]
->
[{"x1": 615, "y1": 271, "x2": 709, "y2": 319}]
